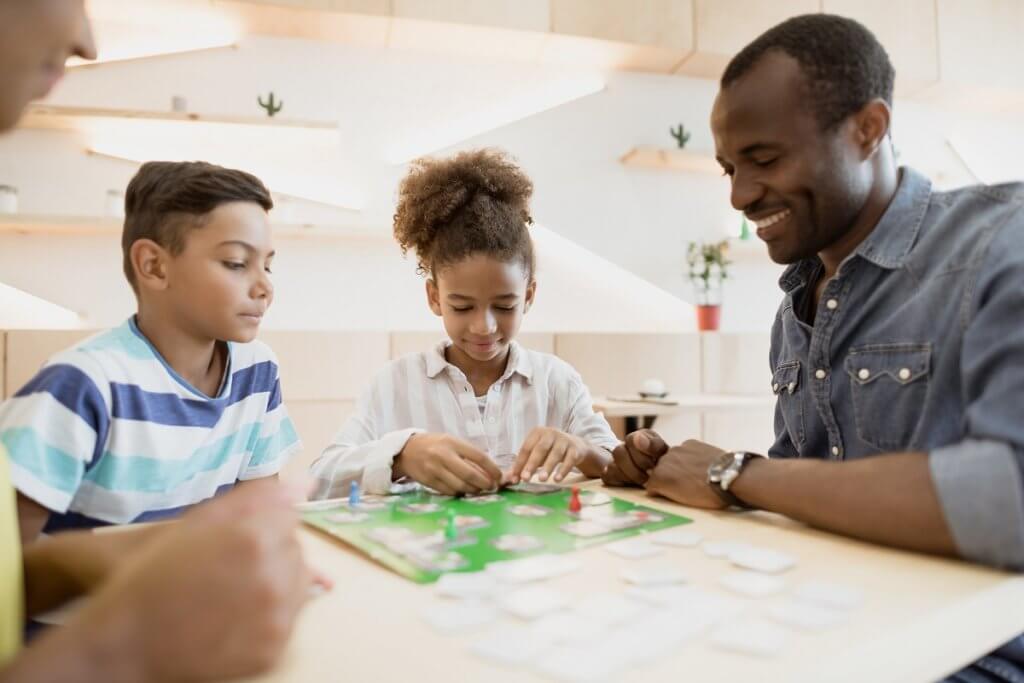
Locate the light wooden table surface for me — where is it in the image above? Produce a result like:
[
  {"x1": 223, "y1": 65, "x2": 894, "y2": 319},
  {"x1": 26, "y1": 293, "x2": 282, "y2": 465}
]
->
[
  {"x1": 593, "y1": 394, "x2": 775, "y2": 418},
  {"x1": 246, "y1": 482, "x2": 1024, "y2": 683}
]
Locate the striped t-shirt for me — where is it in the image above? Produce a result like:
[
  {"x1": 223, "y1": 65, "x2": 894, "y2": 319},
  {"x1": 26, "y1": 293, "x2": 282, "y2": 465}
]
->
[{"x1": 0, "y1": 318, "x2": 300, "y2": 530}]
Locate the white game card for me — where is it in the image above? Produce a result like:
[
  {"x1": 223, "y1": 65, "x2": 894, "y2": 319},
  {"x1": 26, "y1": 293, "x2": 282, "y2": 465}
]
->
[
  {"x1": 710, "y1": 618, "x2": 788, "y2": 657},
  {"x1": 719, "y1": 570, "x2": 786, "y2": 597},
  {"x1": 324, "y1": 511, "x2": 369, "y2": 524},
  {"x1": 702, "y1": 540, "x2": 753, "y2": 558},
  {"x1": 491, "y1": 534, "x2": 544, "y2": 553},
  {"x1": 486, "y1": 554, "x2": 581, "y2": 584},
  {"x1": 651, "y1": 529, "x2": 703, "y2": 547},
  {"x1": 620, "y1": 564, "x2": 687, "y2": 586},
  {"x1": 498, "y1": 585, "x2": 570, "y2": 619},
  {"x1": 422, "y1": 601, "x2": 498, "y2": 634},
  {"x1": 470, "y1": 624, "x2": 553, "y2": 667},
  {"x1": 729, "y1": 546, "x2": 797, "y2": 574},
  {"x1": 534, "y1": 643, "x2": 631, "y2": 683},
  {"x1": 767, "y1": 600, "x2": 847, "y2": 631},
  {"x1": 572, "y1": 592, "x2": 644, "y2": 626},
  {"x1": 435, "y1": 572, "x2": 500, "y2": 600},
  {"x1": 560, "y1": 520, "x2": 610, "y2": 538},
  {"x1": 530, "y1": 612, "x2": 608, "y2": 644},
  {"x1": 604, "y1": 538, "x2": 664, "y2": 560},
  {"x1": 508, "y1": 504, "x2": 550, "y2": 517},
  {"x1": 793, "y1": 580, "x2": 864, "y2": 610}
]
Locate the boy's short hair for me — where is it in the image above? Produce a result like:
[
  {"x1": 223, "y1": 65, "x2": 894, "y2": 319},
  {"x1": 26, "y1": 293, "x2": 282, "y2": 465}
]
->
[{"x1": 122, "y1": 161, "x2": 274, "y2": 290}]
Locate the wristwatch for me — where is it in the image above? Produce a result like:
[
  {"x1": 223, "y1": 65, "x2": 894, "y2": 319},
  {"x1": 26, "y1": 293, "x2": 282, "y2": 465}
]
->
[{"x1": 707, "y1": 451, "x2": 766, "y2": 509}]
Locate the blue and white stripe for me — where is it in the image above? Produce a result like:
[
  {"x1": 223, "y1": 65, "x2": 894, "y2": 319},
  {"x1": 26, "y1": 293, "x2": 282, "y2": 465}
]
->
[{"x1": 0, "y1": 318, "x2": 300, "y2": 529}]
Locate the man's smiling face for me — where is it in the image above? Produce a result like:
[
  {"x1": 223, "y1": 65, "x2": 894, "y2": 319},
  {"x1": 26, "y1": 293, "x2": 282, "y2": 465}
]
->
[{"x1": 712, "y1": 50, "x2": 870, "y2": 265}]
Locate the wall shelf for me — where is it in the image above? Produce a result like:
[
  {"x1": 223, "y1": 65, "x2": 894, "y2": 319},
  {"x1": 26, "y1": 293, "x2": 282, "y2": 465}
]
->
[
  {"x1": 620, "y1": 146, "x2": 721, "y2": 175},
  {"x1": 0, "y1": 214, "x2": 389, "y2": 241},
  {"x1": 19, "y1": 104, "x2": 338, "y2": 132}
]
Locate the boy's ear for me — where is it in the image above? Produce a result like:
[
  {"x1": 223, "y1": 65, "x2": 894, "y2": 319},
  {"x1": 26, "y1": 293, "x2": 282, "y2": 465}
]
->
[
  {"x1": 524, "y1": 279, "x2": 537, "y2": 312},
  {"x1": 425, "y1": 279, "x2": 442, "y2": 317},
  {"x1": 130, "y1": 239, "x2": 170, "y2": 292}
]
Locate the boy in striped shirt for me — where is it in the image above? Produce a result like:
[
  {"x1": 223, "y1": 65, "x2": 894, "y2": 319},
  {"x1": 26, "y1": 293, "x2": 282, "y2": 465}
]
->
[{"x1": 1, "y1": 161, "x2": 300, "y2": 540}]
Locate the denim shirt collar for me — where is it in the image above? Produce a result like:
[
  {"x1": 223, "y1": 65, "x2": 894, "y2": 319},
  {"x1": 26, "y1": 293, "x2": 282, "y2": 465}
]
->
[{"x1": 779, "y1": 166, "x2": 932, "y2": 293}]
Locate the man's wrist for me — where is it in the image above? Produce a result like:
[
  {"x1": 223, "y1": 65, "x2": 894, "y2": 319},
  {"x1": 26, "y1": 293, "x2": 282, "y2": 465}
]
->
[
  {"x1": 708, "y1": 451, "x2": 767, "y2": 509},
  {"x1": 728, "y1": 455, "x2": 769, "y2": 508}
]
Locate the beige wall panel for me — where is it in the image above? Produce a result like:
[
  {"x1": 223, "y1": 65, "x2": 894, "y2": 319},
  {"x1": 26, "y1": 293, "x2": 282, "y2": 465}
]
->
[
  {"x1": 392, "y1": 0, "x2": 550, "y2": 31},
  {"x1": 701, "y1": 332, "x2": 772, "y2": 395},
  {"x1": 280, "y1": 400, "x2": 356, "y2": 479},
  {"x1": 936, "y1": 0, "x2": 1024, "y2": 92},
  {"x1": 551, "y1": 0, "x2": 693, "y2": 51},
  {"x1": 388, "y1": 18, "x2": 547, "y2": 60},
  {"x1": 824, "y1": 0, "x2": 938, "y2": 95},
  {"x1": 701, "y1": 407, "x2": 776, "y2": 453},
  {"x1": 555, "y1": 333, "x2": 702, "y2": 397},
  {"x1": 0, "y1": 333, "x2": 5, "y2": 399},
  {"x1": 5, "y1": 330, "x2": 97, "y2": 396},
  {"x1": 389, "y1": 332, "x2": 555, "y2": 360},
  {"x1": 218, "y1": 0, "x2": 392, "y2": 47},
  {"x1": 676, "y1": 0, "x2": 819, "y2": 78},
  {"x1": 539, "y1": 33, "x2": 689, "y2": 72},
  {"x1": 260, "y1": 331, "x2": 389, "y2": 402}
]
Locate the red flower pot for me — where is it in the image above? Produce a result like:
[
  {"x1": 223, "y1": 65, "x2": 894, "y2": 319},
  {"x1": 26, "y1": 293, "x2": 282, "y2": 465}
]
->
[{"x1": 696, "y1": 304, "x2": 721, "y2": 331}]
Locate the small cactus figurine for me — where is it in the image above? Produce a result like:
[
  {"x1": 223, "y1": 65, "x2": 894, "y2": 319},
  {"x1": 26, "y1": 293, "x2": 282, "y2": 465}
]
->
[
  {"x1": 669, "y1": 123, "x2": 691, "y2": 149},
  {"x1": 257, "y1": 91, "x2": 283, "y2": 117}
]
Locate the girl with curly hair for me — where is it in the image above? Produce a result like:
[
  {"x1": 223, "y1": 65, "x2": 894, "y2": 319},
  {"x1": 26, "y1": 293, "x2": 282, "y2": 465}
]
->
[{"x1": 310, "y1": 149, "x2": 618, "y2": 498}]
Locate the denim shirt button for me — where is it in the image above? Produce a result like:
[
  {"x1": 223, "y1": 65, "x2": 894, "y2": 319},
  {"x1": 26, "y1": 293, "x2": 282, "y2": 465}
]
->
[
  {"x1": 858, "y1": 368, "x2": 870, "y2": 380},
  {"x1": 898, "y1": 368, "x2": 911, "y2": 380},
  {"x1": 787, "y1": 382, "x2": 796, "y2": 393},
  {"x1": 832, "y1": 446, "x2": 840, "y2": 456},
  {"x1": 815, "y1": 368, "x2": 827, "y2": 379},
  {"x1": 826, "y1": 298, "x2": 838, "y2": 310},
  {"x1": 772, "y1": 383, "x2": 780, "y2": 392}
]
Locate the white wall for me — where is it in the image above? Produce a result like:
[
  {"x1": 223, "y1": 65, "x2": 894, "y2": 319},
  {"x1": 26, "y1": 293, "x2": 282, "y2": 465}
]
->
[{"x1": 1, "y1": 37, "x2": 1023, "y2": 332}]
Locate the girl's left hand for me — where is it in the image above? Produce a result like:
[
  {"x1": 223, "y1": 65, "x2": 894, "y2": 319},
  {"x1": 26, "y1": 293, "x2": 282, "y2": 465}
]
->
[{"x1": 508, "y1": 428, "x2": 585, "y2": 484}]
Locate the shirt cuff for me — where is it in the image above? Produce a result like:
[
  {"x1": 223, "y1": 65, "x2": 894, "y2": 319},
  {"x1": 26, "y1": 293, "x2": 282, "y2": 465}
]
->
[
  {"x1": 930, "y1": 439, "x2": 1024, "y2": 571},
  {"x1": 361, "y1": 428, "x2": 424, "y2": 495}
]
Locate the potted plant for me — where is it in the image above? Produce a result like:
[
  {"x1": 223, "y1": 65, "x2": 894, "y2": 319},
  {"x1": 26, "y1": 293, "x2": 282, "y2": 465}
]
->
[{"x1": 686, "y1": 239, "x2": 730, "y2": 331}]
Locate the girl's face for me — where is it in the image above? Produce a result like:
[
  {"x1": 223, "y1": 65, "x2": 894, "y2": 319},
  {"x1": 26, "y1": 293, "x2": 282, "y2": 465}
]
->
[{"x1": 427, "y1": 253, "x2": 535, "y2": 366}]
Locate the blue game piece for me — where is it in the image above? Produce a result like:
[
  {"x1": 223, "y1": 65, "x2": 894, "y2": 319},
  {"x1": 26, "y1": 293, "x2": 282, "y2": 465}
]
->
[{"x1": 349, "y1": 480, "x2": 360, "y2": 507}]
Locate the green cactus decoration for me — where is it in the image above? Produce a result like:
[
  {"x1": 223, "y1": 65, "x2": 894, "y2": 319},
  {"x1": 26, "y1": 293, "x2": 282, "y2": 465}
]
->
[
  {"x1": 669, "y1": 123, "x2": 691, "y2": 149},
  {"x1": 257, "y1": 91, "x2": 283, "y2": 117}
]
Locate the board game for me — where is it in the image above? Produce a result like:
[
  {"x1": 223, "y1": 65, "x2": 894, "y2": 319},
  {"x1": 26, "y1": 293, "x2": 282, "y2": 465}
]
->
[{"x1": 300, "y1": 483, "x2": 693, "y2": 583}]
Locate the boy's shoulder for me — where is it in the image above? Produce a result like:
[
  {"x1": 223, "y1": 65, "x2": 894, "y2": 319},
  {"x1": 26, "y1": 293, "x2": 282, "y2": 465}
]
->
[{"x1": 229, "y1": 337, "x2": 281, "y2": 369}]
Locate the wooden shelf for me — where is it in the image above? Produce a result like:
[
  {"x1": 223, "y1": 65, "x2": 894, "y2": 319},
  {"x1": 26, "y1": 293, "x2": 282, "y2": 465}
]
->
[
  {"x1": 19, "y1": 104, "x2": 338, "y2": 132},
  {"x1": 0, "y1": 214, "x2": 389, "y2": 241},
  {"x1": 620, "y1": 146, "x2": 720, "y2": 174}
]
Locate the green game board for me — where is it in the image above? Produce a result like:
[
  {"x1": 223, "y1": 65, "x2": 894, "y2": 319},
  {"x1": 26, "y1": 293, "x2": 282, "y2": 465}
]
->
[{"x1": 301, "y1": 487, "x2": 692, "y2": 583}]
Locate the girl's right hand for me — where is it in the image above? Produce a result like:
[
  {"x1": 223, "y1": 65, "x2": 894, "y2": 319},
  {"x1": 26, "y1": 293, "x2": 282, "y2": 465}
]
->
[{"x1": 395, "y1": 433, "x2": 503, "y2": 495}]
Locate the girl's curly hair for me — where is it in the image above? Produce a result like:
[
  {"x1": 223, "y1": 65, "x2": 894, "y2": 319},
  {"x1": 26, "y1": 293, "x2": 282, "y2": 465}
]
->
[{"x1": 393, "y1": 148, "x2": 535, "y2": 278}]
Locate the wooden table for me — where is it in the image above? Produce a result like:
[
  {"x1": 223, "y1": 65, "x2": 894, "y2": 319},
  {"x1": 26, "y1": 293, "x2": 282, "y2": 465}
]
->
[{"x1": 246, "y1": 482, "x2": 1024, "y2": 683}]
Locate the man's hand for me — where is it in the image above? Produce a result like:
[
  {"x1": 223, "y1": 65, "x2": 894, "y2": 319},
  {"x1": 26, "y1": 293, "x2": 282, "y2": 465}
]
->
[
  {"x1": 645, "y1": 439, "x2": 729, "y2": 509},
  {"x1": 601, "y1": 430, "x2": 668, "y2": 487},
  {"x1": 394, "y1": 433, "x2": 502, "y2": 495},
  {"x1": 71, "y1": 479, "x2": 321, "y2": 682},
  {"x1": 508, "y1": 428, "x2": 588, "y2": 484}
]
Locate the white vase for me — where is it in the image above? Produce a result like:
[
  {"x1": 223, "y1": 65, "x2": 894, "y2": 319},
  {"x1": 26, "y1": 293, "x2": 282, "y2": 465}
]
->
[
  {"x1": 0, "y1": 186, "x2": 17, "y2": 213},
  {"x1": 105, "y1": 189, "x2": 125, "y2": 218}
]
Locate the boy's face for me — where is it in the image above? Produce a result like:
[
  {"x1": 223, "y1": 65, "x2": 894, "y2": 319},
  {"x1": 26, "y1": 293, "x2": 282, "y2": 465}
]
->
[
  {"x1": 163, "y1": 201, "x2": 275, "y2": 344},
  {"x1": 427, "y1": 254, "x2": 535, "y2": 366},
  {"x1": 0, "y1": 0, "x2": 96, "y2": 131}
]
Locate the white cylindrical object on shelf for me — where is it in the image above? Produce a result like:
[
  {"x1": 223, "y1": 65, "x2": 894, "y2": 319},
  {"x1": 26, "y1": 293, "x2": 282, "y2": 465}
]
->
[{"x1": 0, "y1": 185, "x2": 17, "y2": 213}]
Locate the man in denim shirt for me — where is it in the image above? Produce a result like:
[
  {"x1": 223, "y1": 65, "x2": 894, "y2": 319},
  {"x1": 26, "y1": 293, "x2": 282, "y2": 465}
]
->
[{"x1": 604, "y1": 14, "x2": 1023, "y2": 682}]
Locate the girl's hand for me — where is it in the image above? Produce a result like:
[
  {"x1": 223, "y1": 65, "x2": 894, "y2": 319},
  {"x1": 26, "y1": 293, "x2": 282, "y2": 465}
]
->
[
  {"x1": 508, "y1": 428, "x2": 586, "y2": 484},
  {"x1": 395, "y1": 433, "x2": 503, "y2": 495}
]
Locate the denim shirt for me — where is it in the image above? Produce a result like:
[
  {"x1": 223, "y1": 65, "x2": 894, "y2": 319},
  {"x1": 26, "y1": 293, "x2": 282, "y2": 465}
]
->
[{"x1": 768, "y1": 167, "x2": 1024, "y2": 572}]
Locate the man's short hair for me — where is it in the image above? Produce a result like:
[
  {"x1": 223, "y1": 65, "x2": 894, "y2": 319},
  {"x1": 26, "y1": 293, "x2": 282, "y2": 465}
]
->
[
  {"x1": 121, "y1": 161, "x2": 273, "y2": 290},
  {"x1": 721, "y1": 14, "x2": 895, "y2": 131}
]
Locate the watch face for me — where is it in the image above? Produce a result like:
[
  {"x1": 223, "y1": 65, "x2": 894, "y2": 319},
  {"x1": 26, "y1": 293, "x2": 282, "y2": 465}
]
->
[{"x1": 707, "y1": 451, "x2": 737, "y2": 482}]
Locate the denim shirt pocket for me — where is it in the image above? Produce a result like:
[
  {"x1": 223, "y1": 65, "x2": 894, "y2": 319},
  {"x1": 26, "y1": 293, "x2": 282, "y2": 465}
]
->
[
  {"x1": 772, "y1": 360, "x2": 805, "y2": 449},
  {"x1": 845, "y1": 343, "x2": 932, "y2": 450}
]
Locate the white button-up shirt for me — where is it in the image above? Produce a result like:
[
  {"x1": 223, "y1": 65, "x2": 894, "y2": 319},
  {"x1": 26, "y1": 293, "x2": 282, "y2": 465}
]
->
[{"x1": 310, "y1": 341, "x2": 620, "y2": 498}]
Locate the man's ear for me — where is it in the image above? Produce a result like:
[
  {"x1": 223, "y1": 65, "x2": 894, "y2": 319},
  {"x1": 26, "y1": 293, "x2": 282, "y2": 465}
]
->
[
  {"x1": 130, "y1": 239, "x2": 170, "y2": 293},
  {"x1": 524, "y1": 279, "x2": 537, "y2": 312},
  {"x1": 426, "y1": 278, "x2": 442, "y2": 317},
  {"x1": 854, "y1": 98, "x2": 891, "y2": 159}
]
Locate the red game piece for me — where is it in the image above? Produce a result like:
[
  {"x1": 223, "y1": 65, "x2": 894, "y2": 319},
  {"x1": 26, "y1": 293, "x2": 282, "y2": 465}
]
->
[{"x1": 568, "y1": 486, "x2": 582, "y2": 514}]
